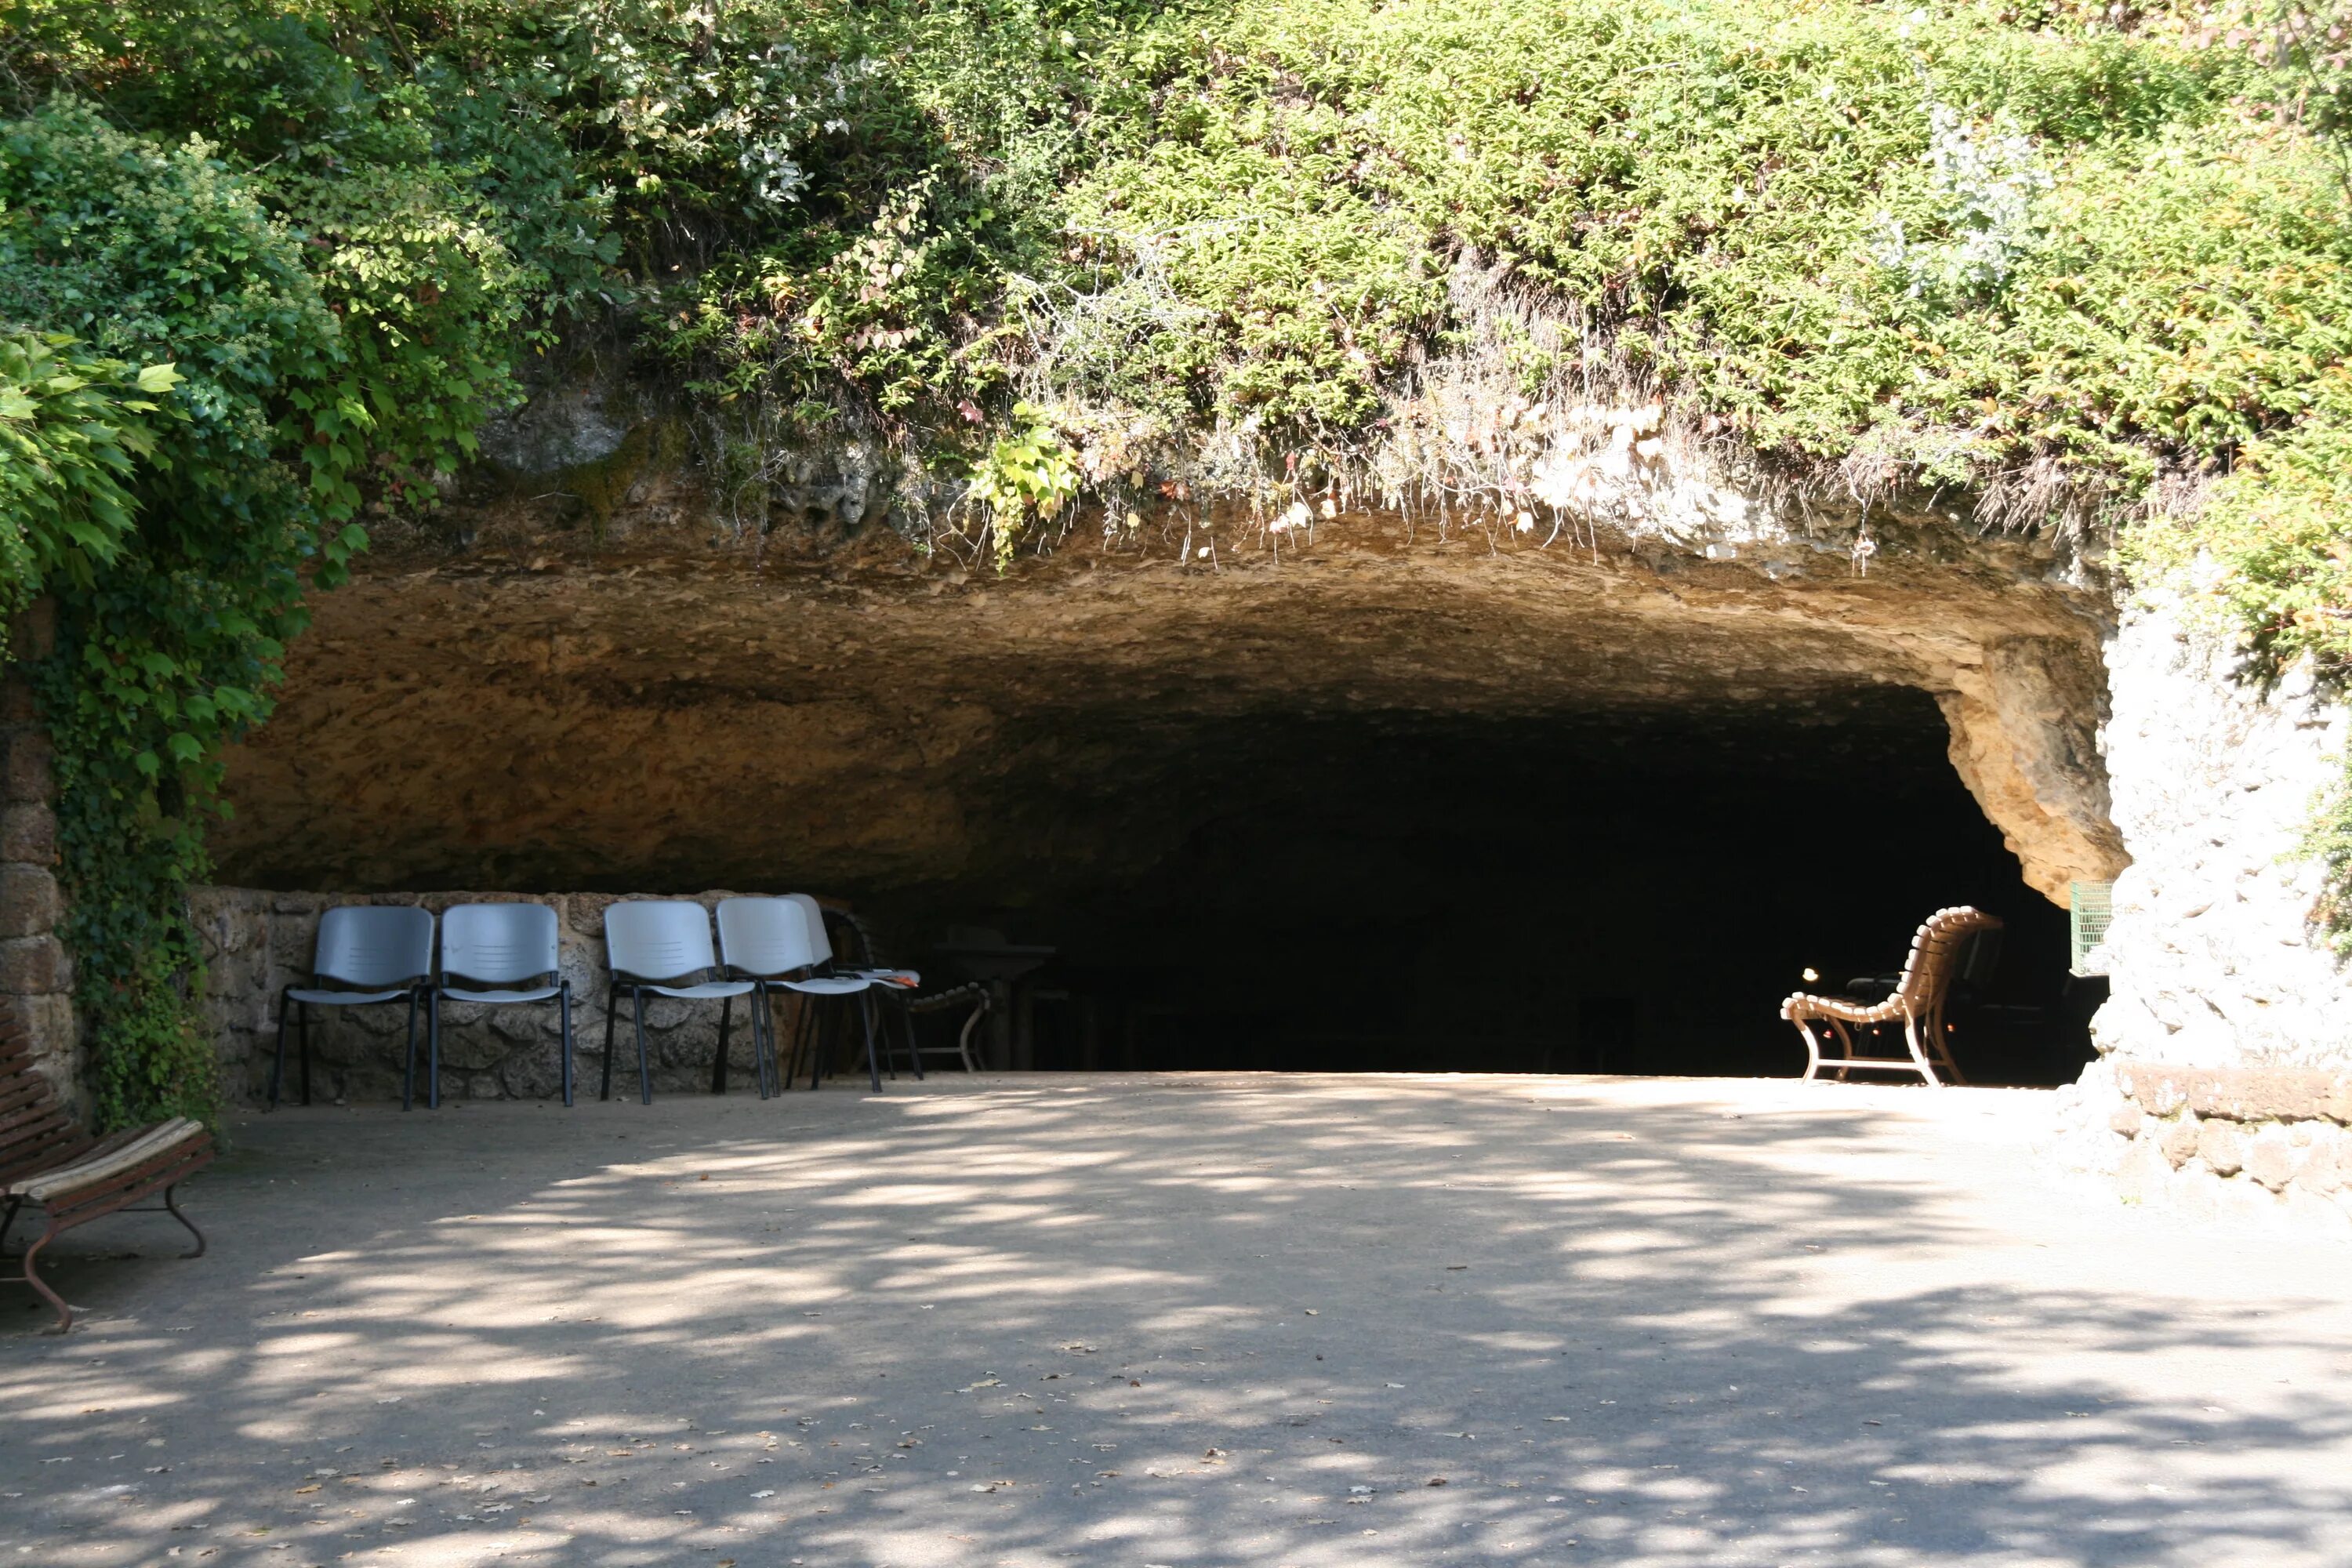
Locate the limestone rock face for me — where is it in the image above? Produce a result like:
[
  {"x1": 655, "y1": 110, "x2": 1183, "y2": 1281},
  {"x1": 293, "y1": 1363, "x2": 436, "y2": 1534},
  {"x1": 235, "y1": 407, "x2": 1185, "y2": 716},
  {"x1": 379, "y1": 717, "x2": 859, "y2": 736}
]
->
[
  {"x1": 216, "y1": 503, "x2": 2125, "y2": 910},
  {"x1": 2094, "y1": 599, "x2": 2352, "y2": 1069}
]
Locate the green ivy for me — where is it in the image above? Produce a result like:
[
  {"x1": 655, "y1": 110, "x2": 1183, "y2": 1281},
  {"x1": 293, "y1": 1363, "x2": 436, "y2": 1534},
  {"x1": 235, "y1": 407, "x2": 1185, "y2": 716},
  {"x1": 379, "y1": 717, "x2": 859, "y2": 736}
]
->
[
  {"x1": 0, "y1": 93, "x2": 541, "y2": 1124},
  {"x1": 0, "y1": 331, "x2": 181, "y2": 625}
]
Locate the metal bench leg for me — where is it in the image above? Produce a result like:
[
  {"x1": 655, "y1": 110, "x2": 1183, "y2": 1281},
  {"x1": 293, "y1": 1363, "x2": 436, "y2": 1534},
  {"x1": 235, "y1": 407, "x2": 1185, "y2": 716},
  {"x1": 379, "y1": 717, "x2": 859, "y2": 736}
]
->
[
  {"x1": 164, "y1": 1183, "x2": 206, "y2": 1258},
  {"x1": 959, "y1": 1000, "x2": 985, "y2": 1073},
  {"x1": 1903, "y1": 1011, "x2": 1942, "y2": 1087},
  {"x1": 1794, "y1": 1017, "x2": 1823, "y2": 1081},
  {"x1": 23, "y1": 1221, "x2": 70, "y2": 1334}
]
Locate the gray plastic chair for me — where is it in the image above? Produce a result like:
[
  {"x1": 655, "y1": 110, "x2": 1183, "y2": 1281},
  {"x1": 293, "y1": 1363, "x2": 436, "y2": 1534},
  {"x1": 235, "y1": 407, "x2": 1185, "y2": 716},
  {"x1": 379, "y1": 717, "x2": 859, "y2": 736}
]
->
[
  {"x1": 717, "y1": 898, "x2": 882, "y2": 1094},
  {"x1": 601, "y1": 901, "x2": 758, "y2": 1105},
  {"x1": 428, "y1": 903, "x2": 573, "y2": 1110},
  {"x1": 273, "y1": 906, "x2": 435, "y2": 1109},
  {"x1": 786, "y1": 891, "x2": 918, "y2": 986}
]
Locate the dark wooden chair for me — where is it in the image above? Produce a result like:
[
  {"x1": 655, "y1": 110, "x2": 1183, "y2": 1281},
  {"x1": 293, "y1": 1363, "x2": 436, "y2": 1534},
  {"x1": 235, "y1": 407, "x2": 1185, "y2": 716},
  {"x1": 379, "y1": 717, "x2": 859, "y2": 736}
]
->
[
  {"x1": 0, "y1": 1015, "x2": 212, "y2": 1331},
  {"x1": 1780, "y1": 906, "x2": 2004, "y2": 1087}
]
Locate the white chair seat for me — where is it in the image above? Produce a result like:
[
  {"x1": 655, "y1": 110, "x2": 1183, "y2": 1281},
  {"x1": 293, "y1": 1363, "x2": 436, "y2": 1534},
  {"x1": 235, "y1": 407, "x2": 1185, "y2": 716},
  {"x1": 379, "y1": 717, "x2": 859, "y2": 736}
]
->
[
  {"x1": 635, "y1": 979, "x2": 757, "y2": 1001},
  {"x1": 855, "y1": 968, "x2": 920, "y2": 987},
  {"x1": 287, "y1": 985, "x2": 412, "y2": 1007},
  {"x1": 441, "y1": 983, "x2": 562, "y2": 1005},
  {"x1": 772, "y1": 976, "x2": 871, "y2": 996}
]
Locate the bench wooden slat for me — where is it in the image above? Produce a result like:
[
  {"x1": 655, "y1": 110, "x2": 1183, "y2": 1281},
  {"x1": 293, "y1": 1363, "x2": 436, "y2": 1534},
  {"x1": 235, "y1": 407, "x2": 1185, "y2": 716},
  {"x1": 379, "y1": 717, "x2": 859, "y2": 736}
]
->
[
  {"x1": 1780, "y1": 906, "x2": 2002, "y2": 1087},
  {"x1": 0, "y1": 1026, "x2": 213, "y2": 1331}
]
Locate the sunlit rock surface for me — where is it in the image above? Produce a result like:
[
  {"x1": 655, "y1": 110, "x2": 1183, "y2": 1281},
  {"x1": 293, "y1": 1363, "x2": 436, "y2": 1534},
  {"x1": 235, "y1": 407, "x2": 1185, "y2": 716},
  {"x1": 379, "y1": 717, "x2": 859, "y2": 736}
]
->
[{"x1": 216, "y1": 499, "x2": 2125, "y2": 909}]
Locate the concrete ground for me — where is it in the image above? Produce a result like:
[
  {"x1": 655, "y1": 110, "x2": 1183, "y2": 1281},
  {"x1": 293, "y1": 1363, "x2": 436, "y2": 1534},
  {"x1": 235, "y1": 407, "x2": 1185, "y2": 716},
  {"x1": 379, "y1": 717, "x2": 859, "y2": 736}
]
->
[{"x1": 3, "y1": 1074, "x2": 2350, "y2": 1568}]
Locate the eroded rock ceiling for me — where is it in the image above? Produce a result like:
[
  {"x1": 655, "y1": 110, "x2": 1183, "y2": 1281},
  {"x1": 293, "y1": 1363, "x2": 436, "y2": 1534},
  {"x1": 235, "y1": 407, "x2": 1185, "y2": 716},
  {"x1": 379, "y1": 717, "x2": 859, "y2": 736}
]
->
[{"x1": 216, "y1": 501, "x2": 2127, "y2": 907}]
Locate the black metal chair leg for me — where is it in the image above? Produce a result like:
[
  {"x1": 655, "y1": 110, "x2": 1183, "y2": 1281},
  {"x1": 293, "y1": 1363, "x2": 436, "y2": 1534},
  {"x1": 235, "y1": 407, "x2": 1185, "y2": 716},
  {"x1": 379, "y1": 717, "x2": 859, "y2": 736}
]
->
[
  {"x1": 601, "y1": 989, "x2": 618, "y2": 1102},
  {"x1": 786, "y1": 993, "x2": 811, "y2": 1090},
  {"x1": 750, "y1": 986, "x2": 773, "y2": 1101},
  {"x1": 426, "y1": 990, "x2": 441, "y2": 1109},
  {"x1": 272, "y1": 989, "x2": 291, "y2": 1109},
  {"x1": 298, "y1": 1000, "x2": 313, "y2": 1107},
  {"x1": 560, "y1": 983, "x2": 575, "y2": 1108},
  {"x1": 860, "y1": 993, "x2": 884, "y2": 1093},
  {"x1": 634, "y1": 990, "x2": 652, "y2": 1105},
  {"x1": 714, "y1": 995, "x2": 732, "y2": 1095},
  {"x1": 802, "y1": 996, "x2": 824, "y2": 1091},
  {"x1": 401, "y1": 993, "x2": 419, "y2": 1112},
  {"x1": 899, "y1": 1004, "x2": 925, "y2": 1081}
]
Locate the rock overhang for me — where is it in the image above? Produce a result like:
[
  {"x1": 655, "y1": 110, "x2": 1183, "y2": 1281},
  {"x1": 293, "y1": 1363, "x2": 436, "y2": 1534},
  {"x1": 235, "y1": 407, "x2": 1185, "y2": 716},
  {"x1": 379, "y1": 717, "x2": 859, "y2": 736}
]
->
[{"x1": 216, "y1": 501, "x2": 2127, "y2": 906}]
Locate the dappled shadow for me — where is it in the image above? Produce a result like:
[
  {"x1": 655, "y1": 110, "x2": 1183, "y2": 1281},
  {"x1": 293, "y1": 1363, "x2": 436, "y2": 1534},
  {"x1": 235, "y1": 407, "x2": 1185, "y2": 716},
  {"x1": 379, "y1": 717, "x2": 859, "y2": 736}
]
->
[{"x1": 3, "y1": 1076, "x2": 2350, "y2": 1566}]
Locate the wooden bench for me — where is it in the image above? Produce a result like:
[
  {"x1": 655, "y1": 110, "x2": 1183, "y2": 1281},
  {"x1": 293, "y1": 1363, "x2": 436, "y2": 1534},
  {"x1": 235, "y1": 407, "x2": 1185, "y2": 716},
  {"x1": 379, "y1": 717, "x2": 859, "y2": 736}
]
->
[
  {"x1": 0, "y1": 1015, "x2": 212, "y2": 1332},
  {"x1": 1780, "y1": 906, "x2": 2004, "y2": 1087}
]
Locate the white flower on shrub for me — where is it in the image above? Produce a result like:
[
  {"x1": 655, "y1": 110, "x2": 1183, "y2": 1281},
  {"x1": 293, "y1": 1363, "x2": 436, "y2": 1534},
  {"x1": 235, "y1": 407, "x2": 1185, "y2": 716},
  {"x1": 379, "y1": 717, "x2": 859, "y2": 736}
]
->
[{"x1": 1871, "y1": 103, "x2": 2049, "y2": 303}]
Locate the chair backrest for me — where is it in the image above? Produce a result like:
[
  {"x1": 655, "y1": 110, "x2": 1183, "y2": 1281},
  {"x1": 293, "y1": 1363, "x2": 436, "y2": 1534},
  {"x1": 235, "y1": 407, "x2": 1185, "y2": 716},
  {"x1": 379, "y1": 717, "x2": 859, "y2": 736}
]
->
[
  {"x1": 442, "y1": 902, "x2": 559, "y2": 986},
  {"x1": 1956, "y1": 924, "x2": 2004, "y2": 989},
  {"x1": 1892, "y1": 906, "x2": 2004, "y2": 1010},
  {"x1": 716, "y1": 897, "x2": 820, "y2": 978},
  {"x1": 782, "y1": 893, "x2": 836, "y2": 967},
  {"x1": 604, "y1": 899, "x2": 717, "y2": 983},
  {"x1": 314, "y1": 906, "x2": 435, "y2": 989}
]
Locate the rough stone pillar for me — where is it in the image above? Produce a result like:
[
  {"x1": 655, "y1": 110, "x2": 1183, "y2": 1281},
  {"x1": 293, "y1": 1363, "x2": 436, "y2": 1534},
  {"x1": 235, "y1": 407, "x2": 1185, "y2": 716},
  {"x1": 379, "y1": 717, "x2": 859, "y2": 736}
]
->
[
  {"x1": 0, "y1": 598, "x2": 82, "y2": 1118},
  {"x1": 1935, "y1": 632, "x2": 2130, "y2": 906},
  {"x1": 2051, "y1": 595, "x2": 2352, "y2": 1236}
]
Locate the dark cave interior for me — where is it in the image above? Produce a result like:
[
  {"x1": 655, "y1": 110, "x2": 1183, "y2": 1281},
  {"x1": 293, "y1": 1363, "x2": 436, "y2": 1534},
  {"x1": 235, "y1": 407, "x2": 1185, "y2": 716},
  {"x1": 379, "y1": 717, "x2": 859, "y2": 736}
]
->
[{"x1": 874, "y1": 685, "x2": 2099, "y2": 1087}]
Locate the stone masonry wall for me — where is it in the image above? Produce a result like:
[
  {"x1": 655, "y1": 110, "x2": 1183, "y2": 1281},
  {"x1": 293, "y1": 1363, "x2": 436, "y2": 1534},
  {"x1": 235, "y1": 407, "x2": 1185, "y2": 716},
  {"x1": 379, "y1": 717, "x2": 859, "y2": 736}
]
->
[
  {"x1": 0, "y1": 601, "x2": 79, "y2": 1118},
  {"x1": 2054, "y1": 1058, "x2": 2352, "y2": 1239},
  {"x1": 193, "y1": 887, "x2": 830, "y2": 1105},
  {"x1": 2052, "y1": 596, "x2": 2352, "y2": 1237}
]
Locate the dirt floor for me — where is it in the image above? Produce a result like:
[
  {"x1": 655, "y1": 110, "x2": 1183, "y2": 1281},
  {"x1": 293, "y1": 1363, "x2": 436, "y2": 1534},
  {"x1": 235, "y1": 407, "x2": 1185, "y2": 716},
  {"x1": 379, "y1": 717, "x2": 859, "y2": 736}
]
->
[{"x1": 3, "y1": 1073, "x2": 2350, "y2": 1567}]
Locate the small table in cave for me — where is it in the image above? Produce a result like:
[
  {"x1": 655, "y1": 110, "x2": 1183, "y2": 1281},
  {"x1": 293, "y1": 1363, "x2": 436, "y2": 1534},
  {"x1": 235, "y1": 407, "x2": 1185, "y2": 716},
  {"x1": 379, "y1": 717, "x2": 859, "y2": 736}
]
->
[{"x1": 933, "y1": 940, "x2": 1058, "y2": 1069}]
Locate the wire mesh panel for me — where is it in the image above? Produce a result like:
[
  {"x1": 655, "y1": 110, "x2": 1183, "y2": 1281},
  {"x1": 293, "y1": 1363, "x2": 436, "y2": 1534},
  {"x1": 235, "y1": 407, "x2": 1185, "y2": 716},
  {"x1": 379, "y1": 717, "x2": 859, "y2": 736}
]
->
[{"x1": 2070, "y1": 881, "x2": 2114, "y2": 975}]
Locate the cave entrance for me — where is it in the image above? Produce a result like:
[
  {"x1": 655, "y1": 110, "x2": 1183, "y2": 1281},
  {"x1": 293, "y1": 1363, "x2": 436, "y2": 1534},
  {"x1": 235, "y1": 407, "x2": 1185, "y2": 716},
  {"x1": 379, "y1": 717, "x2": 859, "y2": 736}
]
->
[{"x1": 883, "y1": 686, "x2": 2095, "y2": 1087}]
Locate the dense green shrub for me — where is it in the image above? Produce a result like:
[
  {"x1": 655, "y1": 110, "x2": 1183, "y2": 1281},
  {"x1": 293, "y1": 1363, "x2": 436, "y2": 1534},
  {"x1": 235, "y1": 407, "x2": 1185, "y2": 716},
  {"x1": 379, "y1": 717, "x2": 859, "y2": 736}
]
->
[{"x1": 0, "y1": 105, "x2": 362, "y2": 1123}]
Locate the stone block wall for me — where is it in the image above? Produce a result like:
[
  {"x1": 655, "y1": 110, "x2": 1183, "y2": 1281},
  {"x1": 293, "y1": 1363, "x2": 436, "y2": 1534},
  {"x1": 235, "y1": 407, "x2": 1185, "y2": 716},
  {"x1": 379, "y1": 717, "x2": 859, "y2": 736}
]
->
[
  {"x1": 2054, "y1": 1058, "x2": 2352, "y2": 1239},
  {"x1": 193, "y1": 887, "x2": 827, "y2": 1105},
  {"x1": 0, "y1": 601, "x2": 79, "y2": 1117}
]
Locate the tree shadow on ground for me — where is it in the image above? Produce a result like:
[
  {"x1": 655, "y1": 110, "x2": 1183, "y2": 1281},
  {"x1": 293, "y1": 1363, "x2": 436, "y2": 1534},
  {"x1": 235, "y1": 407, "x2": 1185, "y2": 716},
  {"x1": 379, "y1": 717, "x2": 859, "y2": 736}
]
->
[{"x1": 2, "y1": 1076, "x2": 2349, "y2": 1566}]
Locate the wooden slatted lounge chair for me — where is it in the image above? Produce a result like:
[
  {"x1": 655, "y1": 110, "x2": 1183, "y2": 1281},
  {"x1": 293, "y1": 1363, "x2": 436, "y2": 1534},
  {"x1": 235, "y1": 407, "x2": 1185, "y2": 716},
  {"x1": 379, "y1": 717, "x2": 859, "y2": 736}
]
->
[
  {"x1": 1780, "y1": 906, "x2": 2003, "y2": 1087},
  {"x1": 833, "y1": 908, "x2": 992, "y2": 1074},
  {"x1": 0, "y1": 1014, "x2": 212, "y2": 1332}
]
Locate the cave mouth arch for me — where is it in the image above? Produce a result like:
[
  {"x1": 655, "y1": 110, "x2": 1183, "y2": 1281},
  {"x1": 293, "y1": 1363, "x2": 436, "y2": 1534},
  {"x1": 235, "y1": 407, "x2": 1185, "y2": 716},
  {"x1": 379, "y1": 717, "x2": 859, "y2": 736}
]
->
[
  {"x1": 857, "y1": 686, "x2": 2094, "y2": 1086},
  {"x1": 213, "y1": 539, "x2": 2117, "y2": 1088}
]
